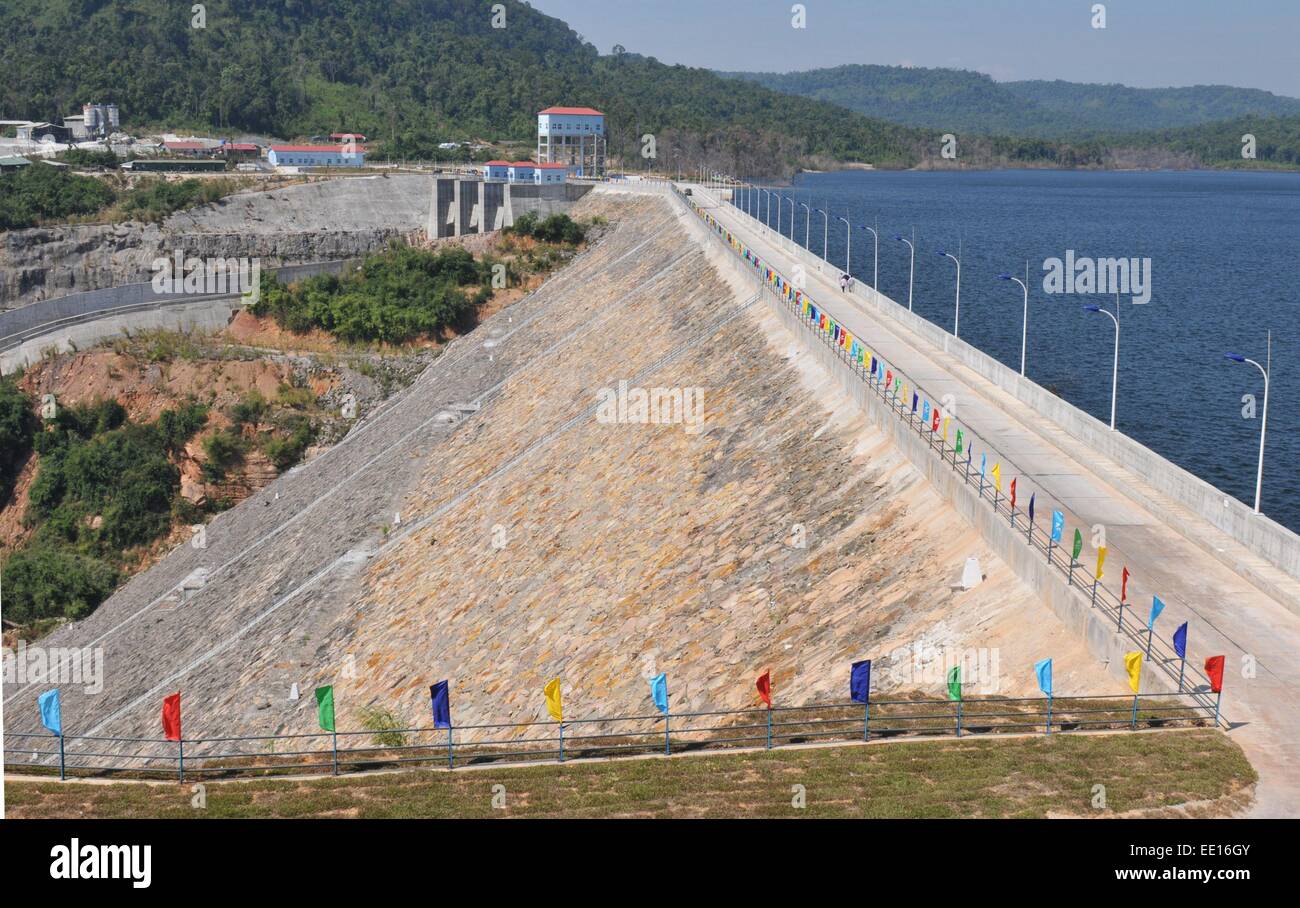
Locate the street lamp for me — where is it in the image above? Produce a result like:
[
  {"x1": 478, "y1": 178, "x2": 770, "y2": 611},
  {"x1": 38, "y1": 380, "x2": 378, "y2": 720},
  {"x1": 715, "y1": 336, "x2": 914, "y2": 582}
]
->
[
  {"x1": 798, "y1": 201, "x2": 811, "y2": 250},
  {"x1": 785, "y1": 196, "x2": 796, "y2": 243},
  {"x1": 998, "y1": 261, "x2": 1031, "y2": 376},
  {"x1": 1083, "y1": 296, "x2": 1120, "y2": 430},
  {"x1": 894, "y1": 231, "x2": 915, "y2": 311},
  {"x1": 762, "y1": 189, "x2": 772, "y2": 232},
  {"x1": 775, "y1": 193, "x2": 783, "y2": 237},
  {"x1": 1225, "y1": 331, "x2": 1271, "y2": 514},
  {"x1": 937, "y1": 248, "x2": 962, "y2": 336},
  {"x1": 837, "y1": 214, "x2": 852, "y2": 278},
  {"x1": 815, "y1": 207, "x2": 829, "y2": 261},
  {"x1": 858, "y1": 220, "x2": 879, "y2": 303}
]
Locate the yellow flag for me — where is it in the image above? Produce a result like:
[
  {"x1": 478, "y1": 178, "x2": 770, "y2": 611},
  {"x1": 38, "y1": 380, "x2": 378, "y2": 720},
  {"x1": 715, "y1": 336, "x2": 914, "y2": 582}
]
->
[
  {"x1": 943, "y1": 417, "x2": 950, "y2": 442},
  {"x1": 1124, "y1": 651, "x2": 1142, "y2": 694},
  {"x1": 1096, "y1": 546, "x2": 1108, "y2": 580},
  {"x1": 991, "y1": 462, "x2": 1002, "y2": 492},
  {"x1": 544, "y1": 677, "x2": 562, "y2": 721}
]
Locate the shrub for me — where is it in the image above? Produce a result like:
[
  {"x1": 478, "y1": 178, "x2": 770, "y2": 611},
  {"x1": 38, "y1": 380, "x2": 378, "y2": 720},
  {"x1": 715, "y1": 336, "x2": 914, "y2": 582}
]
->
[
  {"x1": 359, "y1": 706, "x2": 408, "y2": 748},
  {"x1": 0, "y1": 376, "x2": 38, "y2": 506},
  {"x1": 1, "y1": 544, "x2": 120, "y2": 624}
]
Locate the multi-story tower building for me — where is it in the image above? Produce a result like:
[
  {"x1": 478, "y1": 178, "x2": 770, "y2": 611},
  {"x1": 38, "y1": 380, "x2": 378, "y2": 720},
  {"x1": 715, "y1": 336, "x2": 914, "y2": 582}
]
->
[{"x1": 536, "y1": 106, "x2": 605, "y2": 178}]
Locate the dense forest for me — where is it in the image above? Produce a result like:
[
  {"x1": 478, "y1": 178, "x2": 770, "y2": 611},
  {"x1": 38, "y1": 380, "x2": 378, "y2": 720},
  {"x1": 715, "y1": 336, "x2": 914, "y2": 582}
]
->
[
  {"x1": 722, "y1": 64, "x2": 1300, "y2": 139},
  {"x1": 0, "y1": 0, "x2": 1153, "y2": 176}
]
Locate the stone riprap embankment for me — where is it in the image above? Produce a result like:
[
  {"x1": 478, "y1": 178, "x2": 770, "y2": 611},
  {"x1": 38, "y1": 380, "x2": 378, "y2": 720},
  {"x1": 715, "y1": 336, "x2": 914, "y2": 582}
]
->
[
  {"x1": 2, "y1": 191, "x2": 1114, "y2": 766},
  {"x1": 0, "y1": 175, "x2": 431, "y2": 310}
]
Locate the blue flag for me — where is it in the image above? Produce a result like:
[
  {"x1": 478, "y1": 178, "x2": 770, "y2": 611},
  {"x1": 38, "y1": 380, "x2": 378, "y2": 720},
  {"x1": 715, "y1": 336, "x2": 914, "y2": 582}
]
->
[
  {"x1": 1028, "y1": 492, "x2": 1036, "y2": 523},
  {"x1": 912, "y1": 392, "x2": 919, "y2": 412},
  {"x1": 430, "y1": 680, "x2": 451, "y2": 729},
  {"x1": 980, "y1": 453, "x2": 987, "y2": 477},
  {"x1": 1148, "y1": 595, "x2": 1165, "y2": 630},
  {"x1": 922, "y1": 400, "x2": 931, "y2": 422},
  {"x1": 1173, "y1": 622, "x2": 1188, "y2": 659},
  {"x1": 1051, "y1": 511, "x2": 1065, "y2": 543},
  {"x1": 1034, "y1": 658, "x2": 1053, "y2": 696},
  {"x1": 38, "y1": 688, "x2": 62, "y2": 736},
  {"x1": 650, "y1": 673, "x2": 669, "y2": 714},
  {"x1": 850, "y1": 660, "x2": 872, "y2": 704}
]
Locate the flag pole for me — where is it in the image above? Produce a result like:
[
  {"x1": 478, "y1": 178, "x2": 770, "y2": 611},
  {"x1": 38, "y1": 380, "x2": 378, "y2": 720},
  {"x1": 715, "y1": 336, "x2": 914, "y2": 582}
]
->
[
  {"x1": 955, "y1": 700, "x2": 963, "y2": 738},
  {"x1": 1090, "y1": 577, "x2": 1098, "y2": 607},
  {"x1": 1131, "y1": 693, "x2": 1140, "y2": 730},
  {"x1": 766, "y1": 707, "x2": 772, "y2": 750},
  {"x1": 1045, "y1": 694, "x2": 1052, "y2": 736},
  {"x1": 1046, "y1": 536, "x2": 1054, "y2": 566},
  {"x1": 447, "y1": 723, "x2": 454, "y2": 770},
  {"x1": 1178, "y1": 655, "x2": 1186, "y2": 693},
  {"x1": 863, "y1": 702, "x2": 870, "y2": 742},
  {"x1": 558, "y1": 722, "x2": 565, "y2": 763},
  {"x1": 1145, "y1": 626, "x2": 1153, "y2": 657},
  {"x1": 58, "y1": 732, "x2": 65, "y2": 782},
  {"x1": 664, "y1": 711, "x2": 671, "y2": 757},
  {"x1": 1214, "y1": 689, "x2": 1223, "y2": 728},
  {"x1": 1117, "y1": 600, "x2": 1124, "y2": 631},
  {"x1": 178, "y1": 737, "x2": 184, "y2": 783},
  {"x1": 331, "y1": 729, "x2": 339, "y2": 776}
]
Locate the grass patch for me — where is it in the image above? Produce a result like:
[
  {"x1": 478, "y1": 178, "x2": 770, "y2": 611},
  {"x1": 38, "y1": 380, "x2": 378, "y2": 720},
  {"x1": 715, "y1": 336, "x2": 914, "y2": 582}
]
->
[{"x1": 3, "y1": 730, "x2": 1255, "y2": 819}]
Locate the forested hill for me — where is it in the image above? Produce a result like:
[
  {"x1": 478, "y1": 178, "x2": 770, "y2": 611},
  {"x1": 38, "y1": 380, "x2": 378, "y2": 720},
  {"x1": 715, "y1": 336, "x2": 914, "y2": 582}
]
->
[
  {"x1": 721, "y1": 64, "x2": 1300, "y2": 138},
  {"x1": 0, "y1": 0, "x2": 944, "y2": 175}
]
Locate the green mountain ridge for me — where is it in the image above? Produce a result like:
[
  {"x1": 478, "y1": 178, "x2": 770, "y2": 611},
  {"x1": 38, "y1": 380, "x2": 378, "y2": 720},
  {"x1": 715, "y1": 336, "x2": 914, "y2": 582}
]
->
[{"x1": 720, "y1": 64, "x2": 1300, "y2": 138}]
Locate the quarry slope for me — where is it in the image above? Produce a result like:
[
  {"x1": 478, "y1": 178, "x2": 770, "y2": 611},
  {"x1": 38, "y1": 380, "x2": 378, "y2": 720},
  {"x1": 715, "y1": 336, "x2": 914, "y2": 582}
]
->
[{"x1": 2, "y1": 190, "x2": 1117, "y2": 760}]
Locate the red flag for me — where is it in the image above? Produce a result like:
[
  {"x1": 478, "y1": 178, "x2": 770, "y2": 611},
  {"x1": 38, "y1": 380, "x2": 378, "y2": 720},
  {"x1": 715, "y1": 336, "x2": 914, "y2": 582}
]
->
[
  {"x1": 1121, "y1": 566, "x2": 1130, "y2": 603},
  {"x1": 931, "y1": 409, "x2": 941, "y2": 432},
  {"x1": 755, "y1": 670, "x2": 772, "y2": 708},
  {"x1": 885, "y1": 370, "x2": 893, "y2": 388},
  {"x1": 1010, "y1": 478, "x2": 1017, "y2": 509},
  {"x1": 1204, "y1": 656, "x2": 1225, "y2": 694},
  {"x1": 162, "y1": 692, "x2": 182, "y2": 741}
]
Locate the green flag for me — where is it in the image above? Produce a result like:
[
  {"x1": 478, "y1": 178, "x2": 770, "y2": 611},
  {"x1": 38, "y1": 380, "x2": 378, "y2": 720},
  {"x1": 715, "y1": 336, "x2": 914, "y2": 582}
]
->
[
  {"x1": 315, "y1": 685, "x2": 335, "y2": 732},
  {"x1": 955, "y1": 429, "x2": 964, "y2": 454},
  {"x1": 946, "y1": 665, "x2": 962, "y2": 701},
  {"x1": 1072, "y1": 528, "x2": 1083, "y2": 562}
]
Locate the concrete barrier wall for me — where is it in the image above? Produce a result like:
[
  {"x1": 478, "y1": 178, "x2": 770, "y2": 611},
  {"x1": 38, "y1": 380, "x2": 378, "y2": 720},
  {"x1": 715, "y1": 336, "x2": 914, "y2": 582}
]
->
[{"x1": 725, "y1": 197, "x2": 1300, "y2": 587}]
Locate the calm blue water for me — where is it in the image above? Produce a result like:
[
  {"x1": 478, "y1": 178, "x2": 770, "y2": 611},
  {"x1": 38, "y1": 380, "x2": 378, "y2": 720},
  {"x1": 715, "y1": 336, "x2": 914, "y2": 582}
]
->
[{"x1": 742, "y1": 170, "x2": 1299, "y2": 533}]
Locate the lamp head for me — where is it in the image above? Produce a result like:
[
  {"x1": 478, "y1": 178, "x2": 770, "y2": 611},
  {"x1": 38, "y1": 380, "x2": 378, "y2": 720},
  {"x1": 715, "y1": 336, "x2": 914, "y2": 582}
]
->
[
  {"x1": 997, "y1": 273, "x2": 1011, "y2": 280},
  {"x1": 1224, "y1": 353, "x2": 1247, "y2": 363},
  {"x1": 1083, "y1": 305, "x2": 1101, "y2": 313}
]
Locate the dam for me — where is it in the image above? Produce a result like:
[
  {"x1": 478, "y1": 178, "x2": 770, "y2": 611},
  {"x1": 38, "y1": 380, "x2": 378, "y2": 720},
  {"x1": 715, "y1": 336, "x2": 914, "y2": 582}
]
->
[{"x1": 3, "y1": 181, "x2": 1299, "y2": 816}]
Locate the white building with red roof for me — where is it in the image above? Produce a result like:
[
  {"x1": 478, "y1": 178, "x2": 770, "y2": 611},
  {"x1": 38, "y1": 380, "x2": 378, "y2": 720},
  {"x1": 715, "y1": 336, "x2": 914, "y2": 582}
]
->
[{"x1": 537, "y1": 106, "x2": 605, "y2": 177}]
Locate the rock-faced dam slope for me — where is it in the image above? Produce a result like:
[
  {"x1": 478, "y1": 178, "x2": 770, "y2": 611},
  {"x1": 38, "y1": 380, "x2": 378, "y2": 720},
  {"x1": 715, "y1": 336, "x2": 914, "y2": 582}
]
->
[{"x1": 2, "y1": 190, "x2": 1114, "y2": 757}]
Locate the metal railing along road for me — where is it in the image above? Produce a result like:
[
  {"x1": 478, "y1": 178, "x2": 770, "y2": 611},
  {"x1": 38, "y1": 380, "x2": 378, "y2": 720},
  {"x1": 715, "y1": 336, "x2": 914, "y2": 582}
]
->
[
  {"x1": 3, "y1": 692, "x2": 1215, "y2": 782},
  {"x1": 0, "y1": 259, "x2": 358, "y2": 354},
  {"x1": 673, "y1": 184, "x2": 1223, "y2": 718}
]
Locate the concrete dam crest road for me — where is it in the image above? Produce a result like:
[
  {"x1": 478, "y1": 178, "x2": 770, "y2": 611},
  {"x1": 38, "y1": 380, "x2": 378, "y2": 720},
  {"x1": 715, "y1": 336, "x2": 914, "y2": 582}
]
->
[{"x1": 695, "y1": 185, "x2": 1300, "y2": 817}]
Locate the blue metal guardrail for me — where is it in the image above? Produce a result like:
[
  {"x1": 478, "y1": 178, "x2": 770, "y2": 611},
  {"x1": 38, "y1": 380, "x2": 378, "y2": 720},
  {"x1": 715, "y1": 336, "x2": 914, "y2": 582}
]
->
[
  {"x1": 3, "y1": 691, "x2": 1214, "y2": 781},
  {"x1": 672, "y1": 184, "x2": 1220, "y2": 708}
]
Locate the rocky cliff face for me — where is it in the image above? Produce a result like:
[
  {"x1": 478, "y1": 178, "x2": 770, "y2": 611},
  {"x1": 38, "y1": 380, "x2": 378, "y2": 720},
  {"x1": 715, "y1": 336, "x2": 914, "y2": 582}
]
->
[{"x1": 0, "y1": 175, "x2": 432, "y2": 310}]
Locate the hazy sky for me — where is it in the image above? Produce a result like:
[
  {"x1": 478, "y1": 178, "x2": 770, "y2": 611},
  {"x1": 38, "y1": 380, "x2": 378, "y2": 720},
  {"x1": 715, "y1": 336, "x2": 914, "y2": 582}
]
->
[{"x1": 528, "y1": 0, "x2": 1300, "y2": 98}]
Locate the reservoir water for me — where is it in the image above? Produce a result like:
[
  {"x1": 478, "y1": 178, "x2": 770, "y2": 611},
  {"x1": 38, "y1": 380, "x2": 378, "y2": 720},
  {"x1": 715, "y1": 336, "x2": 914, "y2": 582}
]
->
[{"x1": 743, "y1": 169, "x2": 1299, "y2": 533}]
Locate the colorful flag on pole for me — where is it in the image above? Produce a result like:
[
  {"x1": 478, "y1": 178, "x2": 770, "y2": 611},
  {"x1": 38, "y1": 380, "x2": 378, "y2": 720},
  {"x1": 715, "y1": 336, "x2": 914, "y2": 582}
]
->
[
  {"x1": 931, "y1": 409, "x2": 941, "y2": 432},
  {"x1": 1173, "y1": 622, "x2": 1188, "y2": 660},
  {"x1": 922, "y1": 400, "x2": 930, "y2": 422},
  {"x1": 756, "y1": 670, "x2": 773, "y2": 708},
  {"x1": 1124, "y1": 652, "x2": 1143, "y2": 693},
  {"x1": 946, "y1": 665, "x2": 962, "y2": 701},
  {"x1": 991, "y1": 462, "x2": 1002, "y2": 492},
  {"x1": 1010, "y1": 478, "x2": 1018, "y2": 509},
  {"x1": 544, "y1": 677, "x2": 563, "y2": 721},
  {"x1": 1095, "y1": 546, "x2": 1107, "y2": 580},
  {"x1": 430, "y1": 680, "x2": 451, "y2": 729},
  {"x1": 1028, "y1": 492, "x2": 1036, "y2": 523},
  {"x1": 1051, "y1": 511, "x2": 1064, "y2": 542},
  {"x1": 162, "y1": 692, "x2": 182, "y2": 741},
  {"x1": 850, "y1": 660, "x2": 871, "y2": 704},
  {"x1": 1122, "y1": 566, "x2": 1130, "y2": 603},
  {"x1": 955, "y1": 429, "x2": 964, "y2": 454},
  {"x1": 1204, "y1": 656, "x2": 1225, "y2": 694},
  {"x1": 980, "y1": 453, "x2": 987, "y2": 478},
  {"x1": 943, "y1": 417, "x2": 950, "y2": 442},
  {"x1": 912, "y1": 392, "x2": 919, "y2": 413},
  {"x1": 1148, "y1": 596, "x2": 1165, "y2": 630},
  {"x1": 1071, "y1": 528, "x2": 1083, "y2": 562},
  {"x1": 1034, "y1": 658, "x2": 1053, "y2": 696},
  {"x1": 38, "y1": 688, "x2": 62, "y2": 736},
  {"x1": 650, "y1": 673, "x2": 669, "y2": 715},
  {"x1": 315, "y1": 685, "x2": 335, "y2": 733}
]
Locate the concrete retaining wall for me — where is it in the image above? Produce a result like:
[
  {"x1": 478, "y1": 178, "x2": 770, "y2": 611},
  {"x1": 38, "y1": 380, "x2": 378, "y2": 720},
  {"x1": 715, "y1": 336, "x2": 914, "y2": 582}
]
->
[{"x1": 727, "y1": 199, "x2": 1300, "y2": 588}]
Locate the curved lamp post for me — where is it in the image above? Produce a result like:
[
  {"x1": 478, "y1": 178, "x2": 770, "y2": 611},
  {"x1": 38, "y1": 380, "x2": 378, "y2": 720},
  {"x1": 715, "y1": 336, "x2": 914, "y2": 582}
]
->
[
  {"x1": 837, "y1": 214, "x2": 852, "y2": 278},
  {"x1": 815, "y1": 207, "x2": 829, "y2": 261},
  {"x1": 1083, "y1": 297, "x2": 1120, "y2": 430},
  {"x1": 798, "y1": 201, "x2": 811, "y2": 250},
  {"x1": 1225, "y1": 331, "x2": 1271, "y2": 514},
  {"x1": 894, "y1": 231, "x2": 915, "y2": 311},
  {"x1": 998, "y1": 261, "x2": 1031, "y2": 376},
  {"x1": 937, "y1": 249, "x2": 962, "y2": 336},
  {"x1": 785, "y1": 196, "x2": 796, "y2": 243},
  {"x1": 858, "y1": 221, "x2": 879, "y2": 303}
]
